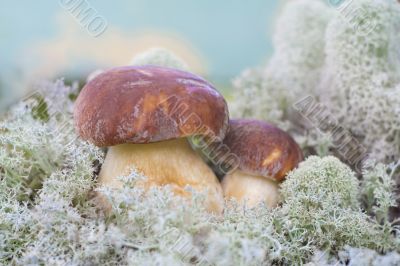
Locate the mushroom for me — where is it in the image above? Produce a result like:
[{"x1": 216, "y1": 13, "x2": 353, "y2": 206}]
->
[
  {"x1": 193, "y1": 119, "x2": 303, "y2": 208},
  {"x1": 74, "y1": 65, "x2": 229, "y2": 213}
]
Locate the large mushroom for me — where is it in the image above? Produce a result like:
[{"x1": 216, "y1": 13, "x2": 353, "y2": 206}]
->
[
  {"x1": 193, "y1": 119, "x2": 303, "y2": 208},
  {"x1": 74, "y1": 65, "x2": 229, "y2": 213}
]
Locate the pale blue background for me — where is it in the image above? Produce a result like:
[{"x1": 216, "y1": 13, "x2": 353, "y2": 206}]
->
[
  {"x1": 0, "y1": 0, "x2": 281, "y2": 108},
  {"x1": 0, "y1": 1, "x2": 279, "y2": 78}
]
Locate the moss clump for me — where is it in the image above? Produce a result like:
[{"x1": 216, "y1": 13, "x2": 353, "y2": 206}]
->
[
  {"x1": 272, "y1": 156, "x2": 399, "y2": 264},
  {"x1": 281, "y1": 156, "x2": 359, "y2": 209}
]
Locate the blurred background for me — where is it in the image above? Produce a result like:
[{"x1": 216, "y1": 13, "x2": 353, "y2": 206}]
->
[{"x1": 0, "y1": 0, "x2": 284, "y2": 109}]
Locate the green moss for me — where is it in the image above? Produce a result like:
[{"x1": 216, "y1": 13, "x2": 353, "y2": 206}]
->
[{"x1": 31, "y1": 95, "x2": 49, "y2": 122}]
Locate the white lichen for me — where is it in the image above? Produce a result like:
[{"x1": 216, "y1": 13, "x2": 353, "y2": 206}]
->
[
  {"x1": 1, "y1": 87, "x2": 400, "y2": 265},
  {"x1": 271, "y1": 156, "x2": 399, "y2": 264},
  {"x1": 319, "y1": 0, "x2": 400, "y2": 162},
  {"x1": 130, "y1": 47, "x2": 189, "y2": 70}
]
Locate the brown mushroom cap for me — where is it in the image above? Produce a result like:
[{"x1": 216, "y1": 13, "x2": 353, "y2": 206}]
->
[
  {"x1": 74, "y1": 65, "x2": 229, "y2": 147},
  {"x1": 223, "y1": 119, "x2": 303, "y2": 182}
]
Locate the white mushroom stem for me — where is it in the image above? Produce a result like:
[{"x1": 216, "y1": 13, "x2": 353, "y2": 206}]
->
[
  {"x1": 98, "y1": 138, "x2": 224, "y2": 213},
  {"x1": 221, "y1": 171, "x2": 279, "y2": 208}
]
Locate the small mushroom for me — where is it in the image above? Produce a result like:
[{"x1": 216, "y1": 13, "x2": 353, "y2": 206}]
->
[
  {"x1": 74, "y1": 65, "x2": 229, "y2": 213},
  {"x1": 199, "y1": 119, "x2": 303, "y2": 208}
]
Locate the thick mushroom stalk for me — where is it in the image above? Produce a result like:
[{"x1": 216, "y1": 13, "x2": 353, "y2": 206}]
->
[
  {"x1": 99, "y1": 139, "x2": 224, "y2": 213},
  {"x1": 74, "y1": 65, "x2": 229, "y2": 214},
  {"x1": 195, "y1": 119, "x2": 303, "y2": 208},
  {"x1": 221, "y1": 171, "x2": 279, "y2": 208}
]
